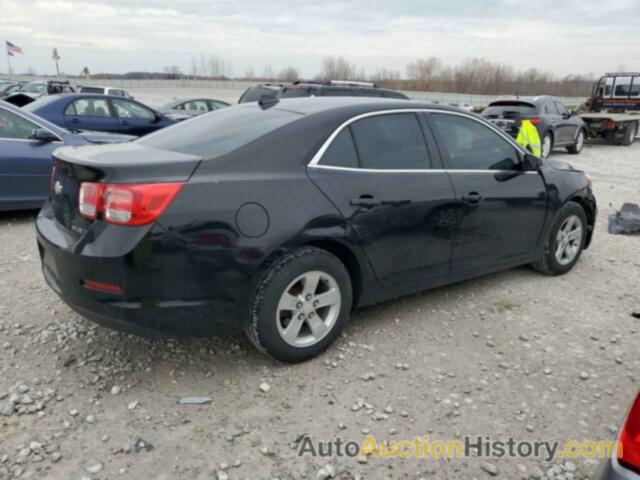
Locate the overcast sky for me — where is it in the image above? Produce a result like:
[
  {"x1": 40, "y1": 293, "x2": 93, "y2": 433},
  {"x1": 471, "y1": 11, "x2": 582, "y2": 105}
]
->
[{"x1": 1, "y1": 0, "x2": 639, "y2": 78}]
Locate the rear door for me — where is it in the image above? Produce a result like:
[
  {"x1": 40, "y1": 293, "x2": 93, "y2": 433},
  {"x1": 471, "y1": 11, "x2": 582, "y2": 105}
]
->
[
  {"x1": 111, "y1": 98, "x2": 160, "y2": 136},
  {"x1": 427, "y1": 112, "x2": 548, "y2": 272},
  {"x1": 0, "y1": 107, "x2": 61, "y2": 207},
  {"x1": 307, "y1": 111, "x2": 457, "y2": 284},
  {"x1": 64, "y1": 97, "x2": 119, "y2": 132}
]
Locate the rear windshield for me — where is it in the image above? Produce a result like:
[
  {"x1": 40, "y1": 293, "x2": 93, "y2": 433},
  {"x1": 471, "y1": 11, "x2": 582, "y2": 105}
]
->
[
  {"x1": 138, "y1": 105, "x2": 301, "y2": 158},
  {"x1": 279, "y1": 86, "x2": 312, "y2": 98},
  {"x1": 239, "y1": 86, "x2": 280, "y2": 103},
  {"x1": 483, "y1": 101, "x2": 536, "y2": 116},
  {"x1": 80, "y1": 87, "x2": 104, "y2": 94},
  {"x1": 23, "y1": 95, "x2": 62, "y2": 112}
]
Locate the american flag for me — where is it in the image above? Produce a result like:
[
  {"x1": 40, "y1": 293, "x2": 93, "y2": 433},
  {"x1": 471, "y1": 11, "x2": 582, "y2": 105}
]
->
[{"x1": 6, "y1": 41, "x2": 23, "y2": 56}]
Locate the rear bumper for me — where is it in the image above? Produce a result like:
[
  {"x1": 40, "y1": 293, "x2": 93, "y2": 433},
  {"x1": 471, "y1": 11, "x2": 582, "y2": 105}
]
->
[{"x1": 36, "y1": 203, "x2": 264, "y2": 337}]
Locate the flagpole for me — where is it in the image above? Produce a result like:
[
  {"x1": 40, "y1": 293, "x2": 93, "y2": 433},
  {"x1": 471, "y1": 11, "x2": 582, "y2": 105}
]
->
[{"x1": 6, "y1": 50, "x2": 11, "y2": 78}]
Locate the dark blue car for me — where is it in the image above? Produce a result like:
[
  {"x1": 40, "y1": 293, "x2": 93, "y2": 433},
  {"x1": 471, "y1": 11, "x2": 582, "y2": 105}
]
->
[
  {"x1": 24, "y1": 94, "x2": 175, "y2": 137},
  {"x1": 0, "y1": 101, "x2": 133, "y2": 211}
]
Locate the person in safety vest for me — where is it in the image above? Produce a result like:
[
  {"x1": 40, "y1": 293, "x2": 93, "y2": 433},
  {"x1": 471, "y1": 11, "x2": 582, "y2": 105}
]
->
[{"x1": 516, "y1": 119, "x2": 542, "y2": 157}]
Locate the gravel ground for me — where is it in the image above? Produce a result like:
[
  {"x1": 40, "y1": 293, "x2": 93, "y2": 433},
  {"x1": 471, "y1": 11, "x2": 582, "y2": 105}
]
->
[{"x1": 0, "y1": 141, "x2": 638, "y2": 480}]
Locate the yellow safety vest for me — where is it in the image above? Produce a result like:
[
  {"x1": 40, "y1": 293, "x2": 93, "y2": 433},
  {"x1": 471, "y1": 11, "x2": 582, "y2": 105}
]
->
[{"x1": 516, "y1": 120, "x2": 542, "y2": 157}]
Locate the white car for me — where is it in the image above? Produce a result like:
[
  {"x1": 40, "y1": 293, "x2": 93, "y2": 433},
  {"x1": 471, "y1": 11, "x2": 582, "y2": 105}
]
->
[{"x1": 78, "y1": 86, "x2": 133, "y2": 99}]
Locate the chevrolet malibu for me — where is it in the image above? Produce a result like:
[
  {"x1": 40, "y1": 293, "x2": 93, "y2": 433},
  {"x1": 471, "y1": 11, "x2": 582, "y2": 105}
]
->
[{"x1": 36, "y1": 98, "x2": 597, "y2": 362}]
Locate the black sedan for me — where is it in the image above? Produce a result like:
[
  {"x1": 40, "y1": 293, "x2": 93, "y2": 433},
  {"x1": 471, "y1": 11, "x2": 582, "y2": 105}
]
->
[
  {"x1": 36, "y1": 98, "x2": 596, "y2": 362},
  {"x1": 482, "y1": 96, "x2": 587, "y2": 158}
]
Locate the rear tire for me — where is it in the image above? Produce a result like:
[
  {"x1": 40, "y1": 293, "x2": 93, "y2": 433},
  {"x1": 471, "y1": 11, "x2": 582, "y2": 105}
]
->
[
  {"x1": 566, "y1": 129, "x2": 585, "y2": 154},
  {"x1": 541, "y1": 131, "x2": 553, "y2": 158},
  {"x1": 621, "y1": 122, "x2": 637, "y2": 146},
  {"x1": 245, "y1": 247, "x2": 352, "y2": 363},
  {"x1": 530, "y1": 201, "x2": 587, "y2": 276}
]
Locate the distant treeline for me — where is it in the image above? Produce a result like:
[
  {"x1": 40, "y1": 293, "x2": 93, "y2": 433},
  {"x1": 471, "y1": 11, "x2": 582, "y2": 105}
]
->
[{"x1": 62, "y1": 56, "x2": 599, "y2": 97}]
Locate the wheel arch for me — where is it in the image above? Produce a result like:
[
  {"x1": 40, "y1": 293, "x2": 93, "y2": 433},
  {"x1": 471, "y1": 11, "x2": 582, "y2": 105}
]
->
[
  {"x1": 299, "y1": 238, "x2": 365, "y2": 306},
  {"x1": 566, "y1": 195, "x2": 596, "y2": 248}
]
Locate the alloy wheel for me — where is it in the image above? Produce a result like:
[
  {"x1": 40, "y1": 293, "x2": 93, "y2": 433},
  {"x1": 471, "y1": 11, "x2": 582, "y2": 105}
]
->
[
  {"x1": 576, "y1": 131, "x2": 584, "y2": 151},
  {"x1": 554, "y1": 215, "x2": 583, "y2": 266},
  {"x1": 542, "y1": 134, "x2": 552, "y2": 158},
  {"x1": 276, "y1": 271, "x2": 342, "y2": 348}
]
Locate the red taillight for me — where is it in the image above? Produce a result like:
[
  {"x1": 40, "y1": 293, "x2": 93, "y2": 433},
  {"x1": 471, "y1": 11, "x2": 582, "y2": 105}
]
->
[
  {"x1": 82, "y1": 279, "x2": 123, "y2": 294},
  {"x1": 619, "y1": 393, "x2": 640, "y2": 474},
  {"x1": 79, "y1": 182, "x2": 105, "y2": 220},
  {"x1": 78, "y1": 182, "x2": 184, "y2": 226},
  {"x1": 530, "y1": 118, "x2": 542, "y2": 126}
]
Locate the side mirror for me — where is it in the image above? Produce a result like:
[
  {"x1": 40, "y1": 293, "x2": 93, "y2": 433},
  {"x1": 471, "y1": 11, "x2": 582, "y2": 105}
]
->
[
  {"x1": 30, "y1": 128, "x2": 59, "y2": 143},
  {"x1": 570, "y1": 110, "x2": 577, "y2": 117},
  {"x1": 523, "y1": 153, "x2": 542, "y2": 171}
]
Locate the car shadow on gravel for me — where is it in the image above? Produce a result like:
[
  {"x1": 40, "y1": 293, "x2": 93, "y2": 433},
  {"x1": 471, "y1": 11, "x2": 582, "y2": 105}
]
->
[{"x1": 57, "y1": 264, "x2": 543, "y2": 378}]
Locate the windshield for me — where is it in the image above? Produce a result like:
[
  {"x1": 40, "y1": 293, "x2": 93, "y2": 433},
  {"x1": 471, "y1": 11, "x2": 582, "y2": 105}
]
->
[
  {"x1": 21, "y1": 83, "x2": 46, "y2": 94},
  {"x1": 138, "y1": 105, "x2": 301, "y2": 158},
  {"x1": 483, "y1": 102, "x2": 536, "y2": 116}
]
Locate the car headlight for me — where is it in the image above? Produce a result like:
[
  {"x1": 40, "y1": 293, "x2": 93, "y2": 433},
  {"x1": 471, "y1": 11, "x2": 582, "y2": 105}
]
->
[{"x1": 585, "y1": 174, "x2": 593, "y2": 189}]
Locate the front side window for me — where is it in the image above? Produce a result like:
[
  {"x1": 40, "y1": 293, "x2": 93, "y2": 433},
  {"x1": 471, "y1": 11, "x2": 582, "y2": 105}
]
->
[
  {"x1": 112, "y1": 99, "x2": 156, "y2": 120},
  {"x1": 430, "y1": 114, "x2": 521, "y2": 171},
  {"x1": 66, "y1": 98, "x2": 112, "y2": 117},
  {"x1": 319, "y1": 128, "x2": 359, "y2": 168},
  {"x1": 0, "y1": 108, "x2": 39, "y2": 140},
  {"x1": 349, "y1": 113, "x2": 430, "y2": 170}
]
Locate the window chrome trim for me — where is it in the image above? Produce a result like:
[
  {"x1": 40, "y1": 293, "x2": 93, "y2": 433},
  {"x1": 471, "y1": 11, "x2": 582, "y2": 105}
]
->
[
  {"x1": 310, "y1": 164, "x2": 538, "y2": 175},
  {"x1": 307, "y1": 108, "x2": 529, "y2": 172}
]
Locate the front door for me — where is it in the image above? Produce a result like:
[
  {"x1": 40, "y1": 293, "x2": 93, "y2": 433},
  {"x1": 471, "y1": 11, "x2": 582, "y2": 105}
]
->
[
  {"x1": 111, "y1": 98, "x2": 160, "y2": 136},
  {"x1": 0, "y1": 108, "x2": 60, "y2": 208},
  {"x1": 427, "y1": 112, "x2": 548, "y2": 272},
  {"x1": 307, "y1": 112, "x2": 457, "y2": 285}
]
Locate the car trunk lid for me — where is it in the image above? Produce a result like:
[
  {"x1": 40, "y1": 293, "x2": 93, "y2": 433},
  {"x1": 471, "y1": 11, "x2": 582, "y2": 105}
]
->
[{"x1": 50, "y1": 142, "x2": 201, "y2": 235}]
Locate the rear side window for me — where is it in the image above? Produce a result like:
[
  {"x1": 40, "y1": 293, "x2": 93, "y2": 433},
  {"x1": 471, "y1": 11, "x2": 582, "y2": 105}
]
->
[
  {"x1": 79, "y1": 87, "x2": 104, "y2": 94},
  {"x1": 138, "y1": 105, "x2": 301, "y2": 158},
  {"x1": 65, "y1": 98, "x2": 111, "y2": 117},
  {"x1": 349, "y1": 113, "x2": 430, "y2": 170},
  {"x1": 319, "y1": 129, "x2": 359, "y2": 168},
  {"x1": 430, "y1": 113, "x2": 520, "y2": 171}
]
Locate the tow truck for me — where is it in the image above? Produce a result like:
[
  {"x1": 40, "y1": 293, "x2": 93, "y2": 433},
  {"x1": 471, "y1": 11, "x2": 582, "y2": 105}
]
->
[{"x1": 579, "y1": 72, "x2": 639, "y2": 146}]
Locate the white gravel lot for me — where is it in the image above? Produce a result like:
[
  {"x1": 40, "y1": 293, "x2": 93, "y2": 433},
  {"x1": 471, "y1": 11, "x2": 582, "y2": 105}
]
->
[{"x1": 0, "y1": 141, "x2": 638, "y2": 480}]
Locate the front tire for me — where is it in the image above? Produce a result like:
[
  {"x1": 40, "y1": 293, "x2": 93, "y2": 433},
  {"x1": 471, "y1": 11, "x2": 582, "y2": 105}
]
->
[
  {"x1": 245, "y1": 247, "x2": 352, "y2": 363},
  {"x1": 567, "y1": 129, "x2": 585, "y2": 154},
  {"x1": 530, "y1": 201, "x2": 587, "y2": 275},
  {"x1": 541, "y1": 131, "x2": 554, "y2": 158}
]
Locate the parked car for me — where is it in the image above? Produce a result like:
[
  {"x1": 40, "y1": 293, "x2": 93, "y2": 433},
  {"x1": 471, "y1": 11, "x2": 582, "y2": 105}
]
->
[
  {"x1": 37, "y1": 97, "x2": 596, "y2": 362},
  {"x1": 78, "y1": 85, "x2": 133, "y2": 99},
  {"x1": 24, "y1": 94, "x2": 175, "y2": 136},
  {"x1": 447, "y1": 102, "x2": 475, "y2": 112},
  {"x1": 597, "y1": 391, "x2": 640, "y2": 479},
  {"x1": 482, "y1": 96, "x2": 587, "y2": 158},
  {"x1": 238, "y1": 81, "x2": 409, "y2": 103},
  {"x1": 0, "y1": 100, "x2": 132, "y2": 211},
  {"x1": 158, "y1": 97, "x2": 230, "y2": 120},
  {"x1": 279, "y1": 81, "x2": 409, "y2": 100},
  {"x1": 4, "y1": 80, "x2": 76, "y2": 107},
  {"x1": 238, "y1": 84, "x2": 284, "y2": 103},
  {"x1": 0, "y1": 82, "x2": 25, "y2": 98}
]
